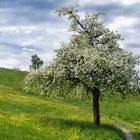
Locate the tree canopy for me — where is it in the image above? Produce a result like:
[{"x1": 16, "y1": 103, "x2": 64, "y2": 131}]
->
[
  {"x1": 25, "y1": 7, "x2": 140, "y2": 126},
  {"x1": 29, "y1": 54, "x2": 44, "y2": 71}
]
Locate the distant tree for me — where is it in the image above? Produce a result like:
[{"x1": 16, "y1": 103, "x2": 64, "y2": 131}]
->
[
  {"x1": 25, "y1": 7, "x2": 140, "y2": 126},
  {"x1": 29, "y1": 54, "x2": 44, "y2": 71}
]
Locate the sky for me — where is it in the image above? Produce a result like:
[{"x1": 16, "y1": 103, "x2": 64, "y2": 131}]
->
[{"x1": 0, "y1": 0, "x2": 140, "y2": 70}]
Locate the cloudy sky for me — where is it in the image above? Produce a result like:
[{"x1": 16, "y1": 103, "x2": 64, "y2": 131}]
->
[{"x1": 0, "y1": 0, "x2": 140, "y2": 70}]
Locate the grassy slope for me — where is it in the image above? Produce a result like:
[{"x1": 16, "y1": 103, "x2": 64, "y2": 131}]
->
[
  {"x1": 0, "y1": 67, "x2": 139, "y2": 139},
  {"x1": 0, "y1": 67, "x2": 27, "y2": 91},
  {"x1": 0, "y1": 85, "x2": 124, "y2": 140},
  {"x1": 59, "y1": 96, "x2": 140, "y2": 140},
  {"x1": 101, "y1": 97, "x2": 140, "y2": 140}
]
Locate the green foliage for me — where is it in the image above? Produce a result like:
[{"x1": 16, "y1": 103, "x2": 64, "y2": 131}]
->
[{"x1": 30, "y1": 54, "x2": 44, "y2": 71}]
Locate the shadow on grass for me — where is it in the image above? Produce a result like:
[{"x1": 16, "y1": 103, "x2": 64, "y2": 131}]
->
[
  {"x1": 36, "y1": 115, "x2": 125, "y2": 139},
  {"x1": 132, "y1": 131, "x2": 140, "y2": 140}
]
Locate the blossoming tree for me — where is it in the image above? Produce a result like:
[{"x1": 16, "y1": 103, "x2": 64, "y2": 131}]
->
[{"x1": 25, "y1": 7, "x2": 139, "y2": 126}]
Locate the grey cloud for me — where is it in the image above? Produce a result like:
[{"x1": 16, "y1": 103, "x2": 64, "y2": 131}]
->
[
  {"x1": 0, "y1": 0, "x2": 68, "y2": 25},
  {"x1": 0, "y1": 0, "x2": 62, "y2": 10},
  {"x1": 0, "y1": 42, "x2": 45, "y2": 54},
  {"x1": 0, "y1": 0, "x2": 140, "y2": 70},
  {"x1": 0, "y1": 9, "x2": 60, "y2": 26},
  {"x1": 81, "y1": 3, "x2": 140, "y2": 22},
  {"x1": 125, "y1": 43, "x2": 140, "y2": 49}
]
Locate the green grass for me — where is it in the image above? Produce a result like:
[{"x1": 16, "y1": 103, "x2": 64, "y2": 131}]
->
[
  {"x1": 0, "y1": 67, "x2": 27, "y2": 91},
  {"x1": 0, "y1": 67, "x2": 140, "y2": 140},
  {"x1": 56, "y1": 96, "x2": 140, "y2": 140},
  {"x1": 100, "y1": 97, "x2": 140, "y2": 140},
  {"x1": 0, "y1": 85, "x2": 124, "y2": 140}
]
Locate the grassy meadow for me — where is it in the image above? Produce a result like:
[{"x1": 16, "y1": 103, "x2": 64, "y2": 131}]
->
[
  {"x1": 0, "y1": 67, "x2": 27, "y2": 91},
  {"x1": 0, "y1": 67, "x2": 140, "y2": 140}
]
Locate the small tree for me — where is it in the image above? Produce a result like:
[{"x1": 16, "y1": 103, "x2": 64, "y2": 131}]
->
[
  {"x1": 30, "y1": 54, "x2": 44, "y2": 71},
  {"x1": 25, "y1": 7, "x2": 139, "y2": 126}
]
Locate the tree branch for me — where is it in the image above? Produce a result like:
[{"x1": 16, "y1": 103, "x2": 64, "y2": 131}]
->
[{"x1": 66, "y1": 77, "x2": 92, "y2": 92}]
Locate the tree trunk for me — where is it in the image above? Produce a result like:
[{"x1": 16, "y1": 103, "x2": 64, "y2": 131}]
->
[{"x1": 92, "y1": 87, "x2": 100, "y2": 126}]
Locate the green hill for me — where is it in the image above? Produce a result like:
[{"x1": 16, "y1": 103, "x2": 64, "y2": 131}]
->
[
  {"x1": 0, "y1": 84, "x2": 124, "y2": 140},
  {"x1": 0, "y1": 67, "x2": 27, "y2": 91},
  {"x1": 0, "y1": 67, "x2": 140, "y2": 140}
]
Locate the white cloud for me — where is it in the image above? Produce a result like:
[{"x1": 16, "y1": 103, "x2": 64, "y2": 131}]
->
[
  {"x1": 0, "y1": 58, "x2": 20, "y2": 69},
  {"x1": 0, "y1": 0, "x2": 140, "y2": 71},
  {"x1": 0, "y1": 26, "x2": 36, "y2": 34},
  {"x1": 75, "y1": 0, "x2": 140, "y2": 7},
  {"x1": 75, "y1": 0, "x2": 113, "y2": 6},
  {"x1": 107, "y1": 16, "x2": 139, "y2": 31},
  {"x1": 107, "y1": 16, "x2": 140, "y2": 55},
  {"x1": 0, "y1": 21, "x2": 71, "y2": 71},
  {"x1": 22, "y1": 47, "x2": 35, "y2": 53},
  {"x1": 118, "y1": 0, "x2": 140, "y2": 5}
]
